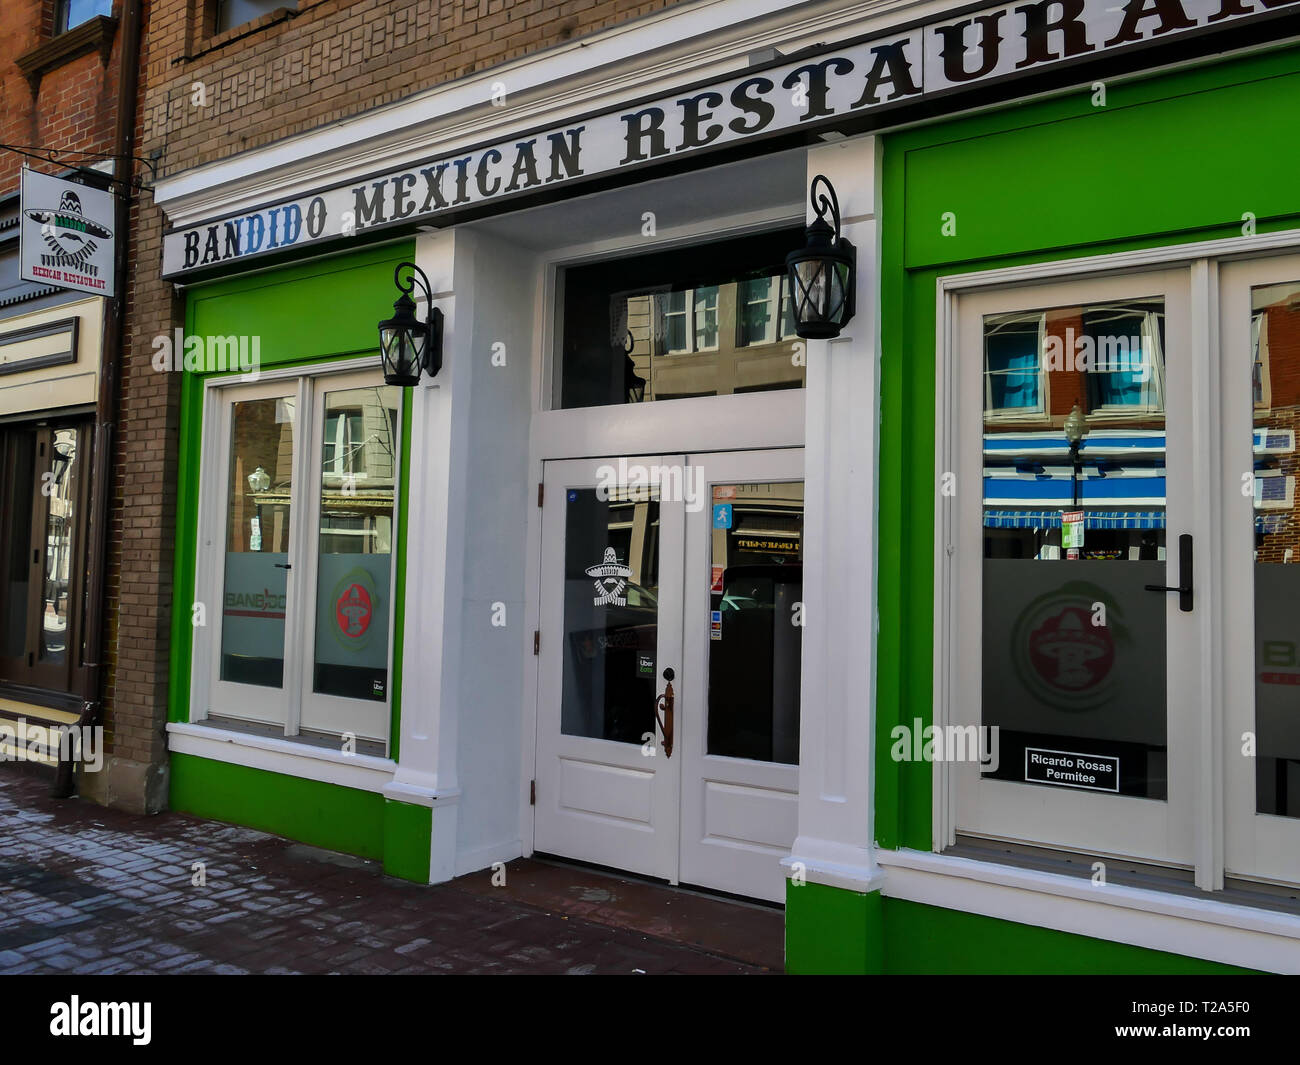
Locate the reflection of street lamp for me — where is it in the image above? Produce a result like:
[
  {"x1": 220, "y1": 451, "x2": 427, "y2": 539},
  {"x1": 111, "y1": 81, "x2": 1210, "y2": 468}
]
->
[
  {"x1": 1063, "y1": 402, "x2": 1089, "y2": 508},
  {"x1": 623, "y1": 330, "x2": 646, "y2": 404},
  {"x1": 247, "y1": 466, "x2": 270, "y2": 551}
]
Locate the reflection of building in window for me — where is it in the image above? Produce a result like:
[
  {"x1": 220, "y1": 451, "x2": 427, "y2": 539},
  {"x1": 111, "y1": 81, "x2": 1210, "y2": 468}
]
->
[
  {"x1": 1251, "y1": 283, "x2": 1300, "y2": 568},
  {"x1": 981, "y1": 299, "x2": 1169, "y2": 563},
  {"x1": 559, "y1": 228, "x2": 806, "y2": 408},
  {"x1": 213, "y1": 0, "x2": 290, "y2": 35},
  {"x1": 319, "y1": 393, "x2": 399, "y2": 558}
]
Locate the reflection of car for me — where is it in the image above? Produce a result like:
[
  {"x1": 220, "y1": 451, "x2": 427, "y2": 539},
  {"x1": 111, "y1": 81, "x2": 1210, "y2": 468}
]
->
[
  {"x1": 721, "y1": 593, "x2": 759, "y2": 612},
  {"x1": 624, "y1": 582, "x2": 658, "y2": 611}
]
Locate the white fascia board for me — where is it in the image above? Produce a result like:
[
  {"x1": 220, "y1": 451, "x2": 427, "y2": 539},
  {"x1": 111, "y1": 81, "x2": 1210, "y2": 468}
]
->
[
  {"x1": 878, "y1": 848, "x2": 1300, "y2": 973},
  {"x1": 153, "y1": 0, "x2": 950, "y2": 227}
]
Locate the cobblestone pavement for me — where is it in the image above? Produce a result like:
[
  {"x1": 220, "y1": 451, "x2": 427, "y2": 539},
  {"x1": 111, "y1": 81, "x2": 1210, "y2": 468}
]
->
[{"x1": 0, "y1": 769, "x2": 772, "y2": 974}]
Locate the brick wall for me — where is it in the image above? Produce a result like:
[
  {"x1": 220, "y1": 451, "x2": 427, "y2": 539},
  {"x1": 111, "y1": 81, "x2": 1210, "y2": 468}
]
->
[
  {"x1": 107, "y1": 0, "x2": 690, "y2": 805},
  {"x1": 0, "y1": 1, "x2": 122, "y2": 195}
]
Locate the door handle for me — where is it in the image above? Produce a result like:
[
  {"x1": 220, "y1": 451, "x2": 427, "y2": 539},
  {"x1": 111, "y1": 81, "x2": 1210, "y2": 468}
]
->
[
  {"x1": 1143, "y1": 533, "x2": 1192, "y2": 612},
  {"x1": 274, "y1": 562, "x2": 292, "y2": 570},
  {"x1": 654, "y1": 667, "x2": 675, "y2": 759}
]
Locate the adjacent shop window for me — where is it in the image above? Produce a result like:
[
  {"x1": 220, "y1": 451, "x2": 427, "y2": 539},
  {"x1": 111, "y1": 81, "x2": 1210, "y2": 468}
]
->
[
  {"x1": 557, "y1": 228, "x2": 805, "y2": 407},
  {"x1": 214, "y1": 0, "x2": 287, "y2": 33},
  {"x1": 707, "y1": 481, "x2": 803, "y2": 763},
  {"x1": 210, "y1": 372, "x2": 401, "y2": 746},
  {"x1": 981, "y1": 297, "x2": 1169, "y2": 799},
  {"x1": 0, "y1": 421, "x2": 90, "y2": 697},
  {"x1": 1250, "y1": 281, "x2": 1300, "y2": 818},
  {"x1": 57, "y1": 0, "x2": 112, "y2": 33}
]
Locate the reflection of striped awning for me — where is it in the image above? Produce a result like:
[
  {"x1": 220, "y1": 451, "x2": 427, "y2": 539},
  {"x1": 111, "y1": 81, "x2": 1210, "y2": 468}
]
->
[
  {"x1": 983, "y1": 510, "x2": 1165, "y2": 530},
  {"x1": 985, "y1": 510, "x2": 1287, "y2": 535}
]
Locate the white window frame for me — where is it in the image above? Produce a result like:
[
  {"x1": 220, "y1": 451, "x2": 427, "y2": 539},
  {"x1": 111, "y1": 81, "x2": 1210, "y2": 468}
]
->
[
  {"x1": 935, "y1": 228, "x2": 1300, "y2": 912},
  {"x1": 187, "y1": 358, "x2": 402, "y2": 755},
  {"x1": 981, "y1": 310, "x2": 1048, "y2": 422},
  {"x1": 736, "y1": 273, "x2": 797, "y2": 348},
  {"x1": 663, "y1": 285, "x2": 720, "y2": 354},
  {"x1": 1082, "y1": 304, "x2": 1168, "y2": 419}
]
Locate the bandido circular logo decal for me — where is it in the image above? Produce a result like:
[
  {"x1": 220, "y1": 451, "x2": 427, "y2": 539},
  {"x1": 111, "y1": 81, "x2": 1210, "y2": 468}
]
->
[
  {"x1": 1010, "y1": 583, "x2": 1125, "y2": 711},
  {"x1": 331, "y1": 568, "x2": 379, "y2": 649}
]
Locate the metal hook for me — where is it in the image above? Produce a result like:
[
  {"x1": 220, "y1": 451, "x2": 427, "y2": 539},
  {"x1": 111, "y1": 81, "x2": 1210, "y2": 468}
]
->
[{"x1": 809, "y1": 174, "x2": 842, "y2": 242}]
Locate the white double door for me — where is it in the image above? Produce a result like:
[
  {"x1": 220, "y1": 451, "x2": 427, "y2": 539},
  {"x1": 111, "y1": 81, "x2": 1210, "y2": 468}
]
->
[{"x1": 534, "y1": 448, "x2": 803, "y2": 902}]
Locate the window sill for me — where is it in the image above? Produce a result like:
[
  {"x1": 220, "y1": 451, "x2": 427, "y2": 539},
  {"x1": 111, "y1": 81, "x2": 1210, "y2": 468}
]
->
[
  {"x1": 167, "y1": 719, "x2": 396, "y2": 794},
  {"x1": 15, "y1": 16, "x2": 118, "y2": 96},
  {"x1": 876, "y1": 847, "x2": 1300, "y2": 973}
]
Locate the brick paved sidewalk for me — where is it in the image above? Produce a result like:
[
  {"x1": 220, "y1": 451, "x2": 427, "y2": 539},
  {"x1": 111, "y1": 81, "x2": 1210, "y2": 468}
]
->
[{"x1": 0, "y1": 769, "x2": 776, "y2": 974}]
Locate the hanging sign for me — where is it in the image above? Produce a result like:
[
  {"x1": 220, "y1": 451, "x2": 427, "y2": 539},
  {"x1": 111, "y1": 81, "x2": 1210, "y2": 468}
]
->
[
  {"x1": 161, "y1": 0, "x2": 1297, "y2": 278},
  {"x1": 20, "y1": 169, "x2": 116, "y2": 296}
]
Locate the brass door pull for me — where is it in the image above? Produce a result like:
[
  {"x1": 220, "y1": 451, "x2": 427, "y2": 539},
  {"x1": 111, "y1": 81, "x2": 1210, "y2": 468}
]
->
[{"x1": 655, "y1": 667, "x2": 675, "y2": 759}]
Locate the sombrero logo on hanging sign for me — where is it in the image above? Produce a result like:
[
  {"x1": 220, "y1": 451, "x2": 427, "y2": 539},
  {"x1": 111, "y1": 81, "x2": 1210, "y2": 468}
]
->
[
  {"x1": 20, "y1": 169, "x2": 116, "y2": 296},
  {"x1": 587, "y1": 547, "x2": 631, "y2": 607}
]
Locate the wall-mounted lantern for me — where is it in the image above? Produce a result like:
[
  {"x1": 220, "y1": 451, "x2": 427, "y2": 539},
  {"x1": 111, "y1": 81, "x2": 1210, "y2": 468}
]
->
[
  {"x1": 785, "y1": 175, "x2": 856, "y2": 340},
  {"x1": 378, "y1": 261, "x2": 443, "y2": 386}
]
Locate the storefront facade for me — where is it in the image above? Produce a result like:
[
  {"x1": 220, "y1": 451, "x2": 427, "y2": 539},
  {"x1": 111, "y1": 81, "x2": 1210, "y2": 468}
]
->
[{"x1": 151, "y1": 0, "x2": 1300, "y2": 971}]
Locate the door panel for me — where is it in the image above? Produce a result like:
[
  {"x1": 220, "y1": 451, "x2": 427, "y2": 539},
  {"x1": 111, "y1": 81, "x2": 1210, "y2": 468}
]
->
[
  {"x1": 1222, "y1": 254, "x2": 1300, "y2": 884},
  {"x1": 679, "y1": 449, "x2": 803, "y2": 902},
  {"x1": 950, "y1": 270, "x2": 1197, "y2": 866},
  {"x1": 534, "y1": 449, "x2": 802, "y2": 902},
  {"x1": 298, "y1": 375, "x2": 402, "y2": 742},
  {"x1": 534, "y1": 456, "x2": 684, "y2": 881},
  {"x1": 209, "y1": 382, "x2": 299, "y2": 728}
]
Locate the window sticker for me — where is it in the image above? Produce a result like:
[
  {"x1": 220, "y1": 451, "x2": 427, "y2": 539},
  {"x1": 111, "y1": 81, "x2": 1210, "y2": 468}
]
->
[{"x1": 586, "y1": 547, "x2": 631, "y2": 606}]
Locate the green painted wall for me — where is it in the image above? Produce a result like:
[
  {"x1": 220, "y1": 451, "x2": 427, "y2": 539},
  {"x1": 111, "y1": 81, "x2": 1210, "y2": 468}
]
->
[
  {"x1": 789, "y1": 46, "x2": 1300, "y2": 975},
  {"x1": 167, "y1": 242, "x2": 421, "y2": 874},
  {"x1": 170, "y1": 753, "x2": 432, "y2": 880},
  {"x1": 876, "y1": 45, "x2": 1300, "y2": 855}
]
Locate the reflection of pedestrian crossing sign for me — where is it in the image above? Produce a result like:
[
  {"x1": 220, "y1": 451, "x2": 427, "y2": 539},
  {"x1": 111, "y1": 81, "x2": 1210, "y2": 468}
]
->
[{"x1": 713, "y1": 503, "x2": 732, "y2": 529}]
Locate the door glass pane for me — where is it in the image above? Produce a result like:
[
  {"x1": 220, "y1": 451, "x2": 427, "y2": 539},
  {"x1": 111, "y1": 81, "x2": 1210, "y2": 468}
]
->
[
  {"x1": 558, "y1": 228, "x2": 805, "y2": 408},
  {"x1": 981, "y1": 299, "x2": 1169, "y2": 799},
  {"x1": 561, "y1": 484, "x2": 660, "y2": 742},
  {"x1": 1251, "y1": 281, "x2": 1300, "y2": 817},
  {"x1": 220, "y1": 395, "x2": 294, "y2": 687},
  {"x1": 311, "y1": 386, "x2": 400, "y2": 703},
  {"x1": 707, "y1": 481, "x2": 803, "y2": 763},
  {"x1": 1, "y1": 430, "x2": 36, "y2": 661},
  {"x1": 39, "y1": 429, "x2": 78, "y2": 665}
]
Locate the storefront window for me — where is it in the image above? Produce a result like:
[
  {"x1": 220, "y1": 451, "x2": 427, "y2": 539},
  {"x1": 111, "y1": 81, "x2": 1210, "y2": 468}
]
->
[
  {"x1": 0, "y1": 421, "x2": 89, "y2": 696},
  {"x1": 219, "y1": 396, "x2": 293, "y2": 688},
  {"x1": 310, "y1": 386, "x2": 399, "y2": 704},
  {"x1": 557, "y1": 228, "x2": 805, "y2": 407}
]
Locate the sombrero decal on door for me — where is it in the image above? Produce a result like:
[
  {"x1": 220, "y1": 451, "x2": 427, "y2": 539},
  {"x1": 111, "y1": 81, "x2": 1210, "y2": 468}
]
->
[{"x1": 586, "y1": 547, "x2": 631, "y2": 607}]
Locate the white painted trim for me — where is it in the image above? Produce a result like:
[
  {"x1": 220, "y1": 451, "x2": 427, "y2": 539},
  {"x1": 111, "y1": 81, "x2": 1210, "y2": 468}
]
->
[
  {"x1": 936, "y1": 228, "x2": 1300, "y2": 295},
  {"x1": 877, "y1": 847, "x2": 1300, "y2": 973},
  {"x1": 167, "y1": 720, "x2": 397, "y2": 794},
  {"x1": 455, "y1": 839, "x2": 525, "y2": 879},
  {"x1": 783, "y1": 853, "x2": 887, "y2": 894}
]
